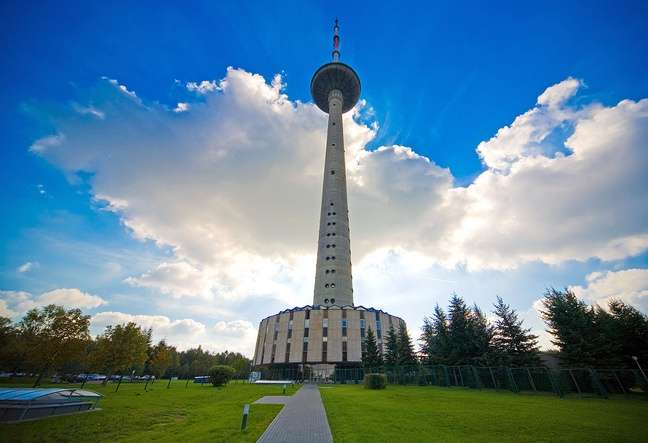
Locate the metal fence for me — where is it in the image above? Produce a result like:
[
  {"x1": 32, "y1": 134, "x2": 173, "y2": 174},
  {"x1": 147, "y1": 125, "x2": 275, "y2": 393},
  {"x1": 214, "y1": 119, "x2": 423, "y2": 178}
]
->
[{"x1": 254, "y1": 364, "x2": 647, "y2": 398}]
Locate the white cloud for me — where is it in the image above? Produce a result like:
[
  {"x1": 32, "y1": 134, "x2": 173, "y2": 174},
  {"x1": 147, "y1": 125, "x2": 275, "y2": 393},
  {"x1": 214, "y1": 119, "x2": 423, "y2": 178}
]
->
[
  {"x1": 29, "y1": 133, "x2": 65, "y2": 153},
  {"x1": 174, "y1": 102, "x2": 190, "y2": 113},
  {"x1": 0, "y1": 300, "x2": 18, "y2": 318},
  {"x1": 38, "y1": 288, "x2": 106, "y2": 309},
  {"x1": 17, "y1": 262, "x2": 38, "y2": 273},
  {"x1": 25, "y1": 69, "x2": 648, "y2": 352},
  {"x1": 186, "y1": 80, "x2": 220, "y2": 94},
  {"x1": 570, "y1": 268, "x2": 648, "y2": 309},
  {"x1": 125, "y1": 261, "x2": 211, "y2": 298},
  {"x1": 91, "y1": 311, "x2": 255, "y2": 354},
  {"x1": 0, "y1": 288, "x2": 106, "y2": 318}
]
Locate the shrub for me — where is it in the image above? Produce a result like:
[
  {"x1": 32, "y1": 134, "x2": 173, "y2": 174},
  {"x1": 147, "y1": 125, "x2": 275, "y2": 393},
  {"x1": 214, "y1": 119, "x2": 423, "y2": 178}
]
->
[
  {"x1": 364, "y1": 373, "x2": 387, "y2": 390},
  {"x1": 208, "y1": 365, "x2": 236, "y2": 387}
]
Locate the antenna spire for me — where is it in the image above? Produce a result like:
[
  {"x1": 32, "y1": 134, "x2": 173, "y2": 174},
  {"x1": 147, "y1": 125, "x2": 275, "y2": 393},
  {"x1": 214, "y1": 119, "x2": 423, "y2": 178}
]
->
[{"x1": 332, "y1": 18, "x2": 340, "y2": 61}]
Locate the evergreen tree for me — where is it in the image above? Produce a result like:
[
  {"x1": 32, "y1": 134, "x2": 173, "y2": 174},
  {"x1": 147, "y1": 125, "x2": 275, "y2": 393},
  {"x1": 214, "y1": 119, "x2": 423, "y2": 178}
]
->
[
  {"x1": 539, "y1": 288, "x2": 599, "y2": 367},
  {"x1": 384, "y1": 325, "x2": 399, "y2": 367},
  {"x1": 420, "y1": 305, "x2": 451, "y2": 365},
  {"x1": 397, "y1": 322, "x2": 417, "y2": 366},
  {"x1": 447, "y1": 293, "x2": 473, "y2": 364},
  {"x1": 605, "y1": 300, "x2": 648, "y2": 367},
  {"x1": 492, "y1": 296, "x2": 540, "y2": 366},
  {"x1": 362, "y1": 327, "x2": 383, "y2": 369},
  {"x1": 468, "y1": 304, "x2": 494, "y2": 365}
]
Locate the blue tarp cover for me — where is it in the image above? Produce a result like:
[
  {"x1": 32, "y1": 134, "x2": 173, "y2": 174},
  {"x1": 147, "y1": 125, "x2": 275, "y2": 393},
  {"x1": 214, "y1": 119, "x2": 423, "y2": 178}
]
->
[{"x1": 0, "y1": 388, "x2": 102, "y2": 401}]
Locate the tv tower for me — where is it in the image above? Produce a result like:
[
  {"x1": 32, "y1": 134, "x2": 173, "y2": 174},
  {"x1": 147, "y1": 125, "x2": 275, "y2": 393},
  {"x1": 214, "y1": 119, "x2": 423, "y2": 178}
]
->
[{"x1": 310, "y1": 19, "x2": 361, "y2": 307}]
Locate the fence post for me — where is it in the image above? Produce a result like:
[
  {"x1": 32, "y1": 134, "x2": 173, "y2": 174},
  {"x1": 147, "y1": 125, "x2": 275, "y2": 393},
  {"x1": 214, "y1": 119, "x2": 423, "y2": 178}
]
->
[
  {"x1": 471, "y1": 366, "x2": 482, "y2": 389},
  {"x1": 589, "y1": 369, "x2": 608, "y2": 399},
  {"x1": 443, "y1": 366, "x2": 450, "y2": 387},
  {"x1": 612, "y1": 371, "x2": 626, "y2": 394},
  {"x1": 546, "y1": 369, "x2": 562, "y2": 398},
  {"x1": 526, "y1": 368, "x2": 537, "y2": 392},
  {"x1": 568, "y1": 369, "x2": 581, "y2": 395},
  {"x1": 488, "y1": 367, "x2": 497, "y2": 390},
  {"x1": 506, "y1": 368, "x2": 518, "y2": 393}
]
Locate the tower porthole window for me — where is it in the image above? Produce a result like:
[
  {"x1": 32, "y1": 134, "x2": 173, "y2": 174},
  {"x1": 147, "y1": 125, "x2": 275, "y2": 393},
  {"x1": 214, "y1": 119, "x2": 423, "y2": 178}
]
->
[
  {"x1": 324, "y1": 298, "x2": 329, "y2": 303},
  {"x1": 331, "y1": 170, "x2": 335, "y2": 175},
  {"x1": 332, "y1": 143, "x2": 336, "y2": 146},
  {"x1": 331, "y1": 270, "x2": 336, "y2": 274},
  {"x1": 330, "y1": 203, "x2": 334, "y2": 206},
  {"x1": 325, "y1": 270, "x2": 330, "y2": 274},
  {"x1": 331, "y1": 298, "x2": 336, "y2": 303},
  {"x1": 331, "y1": 283, "x2": 336, "y2": 288},
  {"x1": 325, "y1": 284, "x2": 329, "y2": 288}
]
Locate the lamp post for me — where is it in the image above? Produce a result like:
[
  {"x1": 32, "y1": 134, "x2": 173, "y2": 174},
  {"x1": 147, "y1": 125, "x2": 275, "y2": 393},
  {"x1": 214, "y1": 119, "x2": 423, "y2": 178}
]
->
[{"x1": 632, "y1": 356, "x2": 648, "y2": 384}]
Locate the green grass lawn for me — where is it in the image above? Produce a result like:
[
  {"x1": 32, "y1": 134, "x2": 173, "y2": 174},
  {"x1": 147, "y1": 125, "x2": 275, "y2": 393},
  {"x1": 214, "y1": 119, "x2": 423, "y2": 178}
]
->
[
  {"x1": 0, "y1": 380, "x2": 297, "y2": 442},
  {"x1": 320, "y1": 384, "x2": 648, "y2": 443}
]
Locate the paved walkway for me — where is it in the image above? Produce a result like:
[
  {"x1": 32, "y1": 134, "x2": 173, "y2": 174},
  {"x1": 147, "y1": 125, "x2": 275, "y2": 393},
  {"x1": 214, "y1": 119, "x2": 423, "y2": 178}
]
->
[{"x1": 256, "y1": 384, "x2": 333, "y2": 443}]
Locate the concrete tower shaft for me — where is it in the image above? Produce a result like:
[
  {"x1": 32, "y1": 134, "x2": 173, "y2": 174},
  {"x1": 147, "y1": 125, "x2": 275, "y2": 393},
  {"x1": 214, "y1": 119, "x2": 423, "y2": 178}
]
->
[
  {"x1": 313, "y1": 89, "x2": 353, "y2": 306},
  {"x1": 310, "y1": 21, "x2": 361, "y2": 307}
]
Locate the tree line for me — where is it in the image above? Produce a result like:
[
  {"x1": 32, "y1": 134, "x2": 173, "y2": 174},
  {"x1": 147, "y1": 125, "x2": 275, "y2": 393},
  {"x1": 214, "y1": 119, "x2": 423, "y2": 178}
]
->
[
  {"x1": 0, "y1": 304, "x2": 251, "y2": 386},
  {"x1": 363, "y1": 288, "x2": 648, "y2": 369}
]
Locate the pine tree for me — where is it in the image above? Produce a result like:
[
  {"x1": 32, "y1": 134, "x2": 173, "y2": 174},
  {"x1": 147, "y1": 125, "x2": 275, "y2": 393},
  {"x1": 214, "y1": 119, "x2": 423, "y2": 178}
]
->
[
  {"x1": 397, "y1": 322, "x2": 417, "y2": 366},
  {"x1": 384, "y1": 325, "x2": 399, "y2": 367},
  {"x1": 539, "y1": 288, "x2": 599, "y2": 367},
  {"x1": 468, "y1": 304, "x2": 494, "y2": 365},
  {"x1": 447, "y1": 293, "x2": 472, "y2": 364},
  {"x1": 362, "y1": 327, "x2": 383, "y2": 369},
  {"x1": 420, "y1": 305, "x2": 450, "y2": 364},
  {"x1": 492, "y1": 296, "x2": 540, "y2": 366}
]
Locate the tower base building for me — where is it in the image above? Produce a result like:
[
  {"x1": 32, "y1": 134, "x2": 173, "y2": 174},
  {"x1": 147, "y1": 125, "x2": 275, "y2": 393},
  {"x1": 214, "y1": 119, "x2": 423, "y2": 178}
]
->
[{"x1": 252, "y1": 21, "x2": 406, "y2": 380}]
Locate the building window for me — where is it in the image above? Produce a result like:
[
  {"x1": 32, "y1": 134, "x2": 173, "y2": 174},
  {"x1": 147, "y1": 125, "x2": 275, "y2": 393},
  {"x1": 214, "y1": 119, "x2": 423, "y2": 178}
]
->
[
  {"x1": 342, "y1": 310, "x2": 347, "y2": 319},
  {"x1": 285, "y1": 343, "x2": 291, "y2": 362},
  {"x1": 323, "y1": 327, "x2": 328, "y2": 337},
  {"x1": 305, "y1": 319, "x2": 310, "y2": 328},
  {"x1": 330, "y1": 202, "x2": 334, "y2": 206},
  {"x1": 305, "y1": 310, "x2": 310, "y2": 320},
  {"x1": 323, "y1": 318, "x2": 329, "y2": 328},
  {"x1": 304, "y1": 327, "x2": 309, "y2": 338},
  {"x1": 375, "y1": 311, "x2": 380, "y2": 321},
  {"x1": 323, "y1": 309, "x2": 329, "y2": 319},
  {"x1": 325, "y1": 284, "x2": 329, "y2": 288},
  {"x1": 342, "y1": 341, "x2": 347, "y2": 362},
  {"x1": 289, "y1": 311, "x2": 294, "y2": 320},
  {"x1": 271, "y1": 344, "x2": 276, "y2": 362},
  {"x1": 341, "y1": 319, "x2": 348, "y2": 337},
  {"x1": 332, "y1": 143, "x2": 336, "y2": 147},
  {"x1": 360, "y1": 311, "x2": 365, "y2": 319},
  {"x1": 330, "y1": 283, "x2": 336, "y2": 288},
  {"x1": 322, "y1": 341, "x2": 327, "y2": 362},
  {"x1": 287, "y1": 328, "x2": 292, "y2": 339},
  {"x1": 302, "y1": 342, "x2": 308, "y2": 362},
  {"x1": 331, "y1": 298, "x2": 336, "y2": 304},
  {"x1": 274, "y1": 330, "x2": 278, "y2": 340},
  {"x1": 331, "y1": 170, "x2": 335, "y2": 175},
  {"x1": 324, "y1": 298, "x2": 329, "y2": 303}
]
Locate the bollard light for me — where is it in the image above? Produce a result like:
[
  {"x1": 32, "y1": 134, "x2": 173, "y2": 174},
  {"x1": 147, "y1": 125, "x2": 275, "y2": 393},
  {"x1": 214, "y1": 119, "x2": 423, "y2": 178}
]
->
[{"x1": 241, "y1": 404, "x2": 250, "y2": 431}]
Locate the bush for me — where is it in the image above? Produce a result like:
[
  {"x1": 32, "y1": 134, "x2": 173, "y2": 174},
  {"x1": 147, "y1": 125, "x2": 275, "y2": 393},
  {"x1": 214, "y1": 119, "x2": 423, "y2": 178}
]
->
[
  {"x1": 208, "y1": 365, "x2": 236, "y2": 387},
  {"x1": 364, "y1": 373, "x2": 387, "y2": 390}
]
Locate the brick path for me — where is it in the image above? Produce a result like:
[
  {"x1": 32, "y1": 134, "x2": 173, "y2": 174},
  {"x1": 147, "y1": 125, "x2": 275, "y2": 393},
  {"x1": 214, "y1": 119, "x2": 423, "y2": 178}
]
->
[{"x1": 256, "y1": 384, "x2": 333, "y2": 443}]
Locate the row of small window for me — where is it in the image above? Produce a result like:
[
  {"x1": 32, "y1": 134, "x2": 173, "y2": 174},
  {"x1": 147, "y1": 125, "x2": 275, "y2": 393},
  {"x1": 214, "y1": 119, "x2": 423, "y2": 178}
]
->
[
  {"x1": 326, "y1": 222, "x2": 336, "y2": 226},
  {"x1": 325, "y1": 244, "x2": 336, "y2": 248},
  {"x1": 270, "y1": 340, "x2": 347, "y2": 363},
  {"x1": 324, "y1": 283, "x2": 336, "y2": 288},
  {"x1": 325, "y1": 233, "x2": 336, "y2": 237},
  {"x1": 324, "y1": 269, "x2": 336, "y2": 274},
  {"x1": 325, "y1": 256, "x2": 336, "y2": 260},
  {"x1": 327, "y1": 212, "x2": 337, "y2": 216}
]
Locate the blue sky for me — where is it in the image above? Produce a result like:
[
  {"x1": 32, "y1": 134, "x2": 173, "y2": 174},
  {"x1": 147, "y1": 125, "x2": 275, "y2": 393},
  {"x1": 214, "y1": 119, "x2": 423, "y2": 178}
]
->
[{"x1": 2, "y1": 1, "x2": 648, "y2": 354}]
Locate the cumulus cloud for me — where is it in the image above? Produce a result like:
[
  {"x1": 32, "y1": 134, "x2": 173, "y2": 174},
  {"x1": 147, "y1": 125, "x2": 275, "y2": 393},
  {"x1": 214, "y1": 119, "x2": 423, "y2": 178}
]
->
[
  {"x1": 91, "y1": 311, "x2": 256, "y2": 353},
  {"x1": 17, "y1": 262, "x2": 38, "y2": 273},
  {"x1": 0, "y1": 288, "x2": 106, "y2": 318},
  {"x1": 570, "y1": 268, "x2": 648, "y2": 309},
  {"x1": 27, "y1": 69, "x2": 648, "y2": 306}
]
